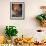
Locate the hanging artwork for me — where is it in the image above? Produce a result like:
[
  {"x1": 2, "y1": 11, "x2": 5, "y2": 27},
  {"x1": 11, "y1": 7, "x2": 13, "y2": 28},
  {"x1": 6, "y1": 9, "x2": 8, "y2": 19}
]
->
[{"x1": 10, "y1": 2, "x2": 25, "y2": 20}]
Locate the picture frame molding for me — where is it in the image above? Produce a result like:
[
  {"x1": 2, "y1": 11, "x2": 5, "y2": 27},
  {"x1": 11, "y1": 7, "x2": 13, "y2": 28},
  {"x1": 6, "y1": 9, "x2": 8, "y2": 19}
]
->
[{"x1": 10, "y1": 2, "x2": 25, "y2": 20}]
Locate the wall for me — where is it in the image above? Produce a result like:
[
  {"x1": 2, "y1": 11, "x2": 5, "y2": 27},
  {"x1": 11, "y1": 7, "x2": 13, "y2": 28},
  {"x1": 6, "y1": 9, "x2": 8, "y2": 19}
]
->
[{"x1": 0, "y1": 0, "x2": 46, "y2": 41}]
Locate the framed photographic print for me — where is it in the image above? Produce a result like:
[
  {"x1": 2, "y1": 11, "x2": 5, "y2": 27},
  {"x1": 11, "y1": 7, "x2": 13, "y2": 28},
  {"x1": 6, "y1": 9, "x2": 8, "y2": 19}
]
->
[{"x1": 10, "y1": 2, "x2": 25, "y2": 20}]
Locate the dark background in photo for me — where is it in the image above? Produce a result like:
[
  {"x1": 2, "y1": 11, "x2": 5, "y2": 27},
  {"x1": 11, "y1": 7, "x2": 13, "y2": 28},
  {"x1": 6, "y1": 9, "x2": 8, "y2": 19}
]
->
[{"x1": 12, "y1": 4, "x2": 22, "y2": 17}]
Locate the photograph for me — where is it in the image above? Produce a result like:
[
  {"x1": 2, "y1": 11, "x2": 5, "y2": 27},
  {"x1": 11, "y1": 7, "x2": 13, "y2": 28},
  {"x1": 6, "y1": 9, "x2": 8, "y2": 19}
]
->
[
  {"x1": 10, "y1": 2, "x2": 25, "y2": 20},
  {"x1": 1, "y1": 0, "x2": 46, "y2": 46}
]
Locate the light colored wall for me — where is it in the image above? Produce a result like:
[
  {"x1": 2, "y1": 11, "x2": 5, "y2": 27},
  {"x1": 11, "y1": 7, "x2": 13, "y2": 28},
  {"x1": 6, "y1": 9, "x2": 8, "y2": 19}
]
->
[{"x1": 0, "y1": 0, "x2": 46, "y2": 39}]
